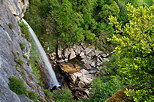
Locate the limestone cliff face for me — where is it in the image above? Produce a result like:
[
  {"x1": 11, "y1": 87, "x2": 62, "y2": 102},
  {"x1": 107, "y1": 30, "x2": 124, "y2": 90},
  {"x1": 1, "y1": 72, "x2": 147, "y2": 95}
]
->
[
  {"x1": 0, "y1": 1, "x2": 44, "y2": 102},
  {"x1": 5, "y1": 0, "x2": 29, "y2": 19}
]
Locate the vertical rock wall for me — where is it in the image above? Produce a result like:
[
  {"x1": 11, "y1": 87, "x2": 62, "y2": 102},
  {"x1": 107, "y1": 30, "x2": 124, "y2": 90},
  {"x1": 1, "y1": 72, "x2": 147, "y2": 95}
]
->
[{"x1": 0, "y1": 0, "x2": 44, "y2": 102}]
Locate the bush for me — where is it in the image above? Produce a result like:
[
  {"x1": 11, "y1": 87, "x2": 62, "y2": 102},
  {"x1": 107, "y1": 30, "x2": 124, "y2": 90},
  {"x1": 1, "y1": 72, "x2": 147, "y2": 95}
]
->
[
  {"x1": 15, "y1": 58, "x2": 24, "y2": 66},
  {"x1": 44, "y1": 88, "x2": 74, "y2": 102},
  {"x1": 19, "y1": 43, "x2": 26, "y2": 50},
  {"x1": 26, "y1": 91, "x2": 40, "y2": 102},
  {"x1": 19, "y1": 22, "x2": 30, "y2": 41},
  {"x1": 43, "y1": 89, "x2": 53, "y2": 99},
  {"x1": 109, "y1": 4, "x2": 154, "y2": 101},
  {"x1": 88, "y1": 76, "x2": 122, "y2": 102},
  {"x1": 8, "y1": 77, "x2": 26, "y2": 95},
  {"x1": 106, "y1": 88, "x2": 133, "y2": 102},
  {"x1": 8, "y1": 23, "x2": 13, "y2": 29}
]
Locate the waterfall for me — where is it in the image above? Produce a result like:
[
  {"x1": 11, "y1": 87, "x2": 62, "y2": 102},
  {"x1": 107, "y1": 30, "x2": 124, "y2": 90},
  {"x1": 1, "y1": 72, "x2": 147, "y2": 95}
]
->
[{"x1": 22, "y1": 19, "x2": 60, "y2": 89}]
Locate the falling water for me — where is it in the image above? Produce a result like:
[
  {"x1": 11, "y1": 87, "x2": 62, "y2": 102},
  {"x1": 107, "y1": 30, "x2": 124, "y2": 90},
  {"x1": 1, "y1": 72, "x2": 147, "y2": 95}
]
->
[{"x1": 22, "y1": 19, "x2": 60, "y2": 89}]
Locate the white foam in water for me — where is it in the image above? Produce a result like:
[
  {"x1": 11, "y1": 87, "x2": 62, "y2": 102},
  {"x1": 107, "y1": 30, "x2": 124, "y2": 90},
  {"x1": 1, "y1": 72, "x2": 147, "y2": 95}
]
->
[{"x1": 22, "y1": 19, "x2": 60, "y2": 89}]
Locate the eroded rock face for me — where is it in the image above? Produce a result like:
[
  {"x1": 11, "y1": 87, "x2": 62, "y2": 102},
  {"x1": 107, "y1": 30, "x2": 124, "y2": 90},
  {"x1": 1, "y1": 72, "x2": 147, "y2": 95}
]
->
[
  {"x1": 0, "y1": 1, "x2": 44, "y2": 102},
  {"x1": 5, "y1": 0, "x2": 29, "y2": 20}
]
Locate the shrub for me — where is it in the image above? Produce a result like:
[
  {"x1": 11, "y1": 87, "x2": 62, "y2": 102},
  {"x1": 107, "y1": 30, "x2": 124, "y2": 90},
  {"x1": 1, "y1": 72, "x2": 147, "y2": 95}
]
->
[
  {"x1": 19, "y1": 42, "x2": 26, "y2": 50},
  {"x1": 19, "y1": 22, "x2": 30, "y2": 41},
  {"x1": 23, "y1": 54, "x2": 28, "y2": 59},
  {"x1": 8, "y1": 23, "x2": 13, "y2": 29},
  {"x1": 8, "y1": 77, "x2": 26, "y2": 95},
  {"x1": 88, "y1": 76, "x2": 122, "y2": 102},
  {"x1": 54, "y1": 88, "x2": 73, "y2": 101},
  {"x1": 109, "y1": 4, "x2": 154, "y2": 102},
  {"x1": 43, "y1": 89, "x2": 53, "y2": 99},
  {"x1": 26, "y1": 91, "x2": 40, "y2": 102},
  {"x1": 44, "y1": 88, "x2": 74, "y2": 102},
  {"x1": 106, "y1": 88, "x2": 133, "y2": 102},
  {"x1": 15, "y1": 58, "x2": 24, "y2": 66}
]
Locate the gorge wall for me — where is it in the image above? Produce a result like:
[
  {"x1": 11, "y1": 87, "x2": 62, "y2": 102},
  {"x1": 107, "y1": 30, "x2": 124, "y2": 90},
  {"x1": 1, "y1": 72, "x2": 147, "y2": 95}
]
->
[{"x1": 0, "y1": 0, "x2": 45, "y2": 102}]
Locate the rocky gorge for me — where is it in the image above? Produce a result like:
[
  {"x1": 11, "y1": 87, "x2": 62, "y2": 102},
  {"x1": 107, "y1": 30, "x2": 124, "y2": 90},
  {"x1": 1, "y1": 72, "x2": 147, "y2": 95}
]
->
[{"x1": 0, "y1": 0, "x2": 110, "y2": 101}]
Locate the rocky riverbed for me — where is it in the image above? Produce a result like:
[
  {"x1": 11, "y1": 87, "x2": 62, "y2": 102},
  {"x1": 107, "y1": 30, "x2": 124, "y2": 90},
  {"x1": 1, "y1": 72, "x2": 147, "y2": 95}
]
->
[{"x1": 48, "y1": 43, "x2": 110, "y2": 99}]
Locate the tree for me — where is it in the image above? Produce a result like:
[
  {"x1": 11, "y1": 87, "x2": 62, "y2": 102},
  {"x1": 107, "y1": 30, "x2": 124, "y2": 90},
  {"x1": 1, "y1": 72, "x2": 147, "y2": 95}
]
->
[{"x1": 109, "y1": 3, "x2": 154, "y2": 102}]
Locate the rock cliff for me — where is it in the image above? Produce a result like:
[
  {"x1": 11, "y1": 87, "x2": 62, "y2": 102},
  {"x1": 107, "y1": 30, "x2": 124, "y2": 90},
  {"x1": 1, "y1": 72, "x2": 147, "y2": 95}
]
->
[{"x1": 0, "y1": 0, "x2": 44, "y2": 102}]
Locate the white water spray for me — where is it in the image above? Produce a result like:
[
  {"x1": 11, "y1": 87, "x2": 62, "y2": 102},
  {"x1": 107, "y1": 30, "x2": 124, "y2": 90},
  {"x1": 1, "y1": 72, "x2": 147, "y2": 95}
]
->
[{"x1": 22, "y1": 19, "x2": 60, "y2": 89}]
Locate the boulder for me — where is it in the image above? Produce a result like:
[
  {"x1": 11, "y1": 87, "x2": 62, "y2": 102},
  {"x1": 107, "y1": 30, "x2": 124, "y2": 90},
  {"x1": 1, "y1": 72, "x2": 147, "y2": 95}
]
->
[
  {"x1": 85, "y1": 47, "x2": 92, "y2": 55},
  {"x1": 60, "y1": 63, "x2": 82, "y2": 73},
  {"x1": 64, "y1": 48, "x2": 70, "y2": 59},
  {"x1": 58, "y1": 50, "x2": 62, "y2": 58},
  {"x1": 69, "y1": 48, "x2": 76, "y2": 59},
  {"x1": 80, "y1": 52, "x2": 85, "y2": 58},
  {"x1": 70, "y1": 69, "x2": 96, "y2": 85},
  {"x1": 95, "y1": 50, "x2": 103, "y2": 56}
]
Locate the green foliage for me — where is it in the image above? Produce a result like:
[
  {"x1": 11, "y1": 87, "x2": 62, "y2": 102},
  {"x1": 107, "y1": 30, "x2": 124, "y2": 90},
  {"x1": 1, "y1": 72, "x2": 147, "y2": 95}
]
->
[
  {"x1": 54, "y1": 88, "x2": 73, "y2": 101},
  {"x1": 88, "y1": 76, "x2": 122, "y2": 102},
  {"x1": 19, "y1": 42, "x2": 26, "y2": 50},
  {"x1": 143, "y1": 0, "x2": 153, "y2": 6},
  {"x1": 24, "y1": 0, "x2": 42, "y2": 35},
  {"x1": 26, "y1": 91, "x2": 39, "y2": 102},
  {"x1": 23, "y1": 54, "x2": 28, "y2": 59},
  {"x1": 43, "y1": 88, "x2": 74, "y2": 102},
  {"x1": 19, "y1": 22, "x2": 30, "y2": 41},
  {"x1": 9, "y1": 77, "x2": 40, "y2": 101},
  {"x1": 8, "y1": 23, "x2": 13, "y2": 29},
  {"x1": 25, "y1": 0, "x2": 124, "y2": 52},
  {"x1": 15, "y1": 58, "x2": 24, "y2": 66},
  {"x1": 8, "y1": 77, "x2": 26, "y2": 95},
  {"x1": 43, "y1": 89, "x2": 53, "y2": 99},
  {"x1": 109, "y1": 3, "x2": 154, "y2": 102}
]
